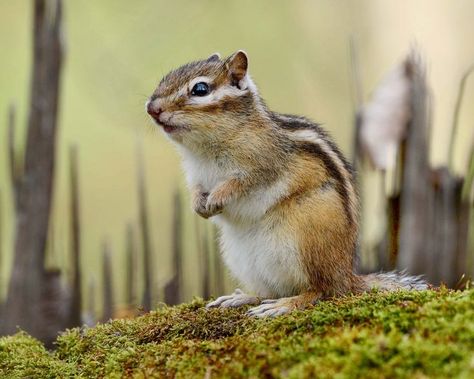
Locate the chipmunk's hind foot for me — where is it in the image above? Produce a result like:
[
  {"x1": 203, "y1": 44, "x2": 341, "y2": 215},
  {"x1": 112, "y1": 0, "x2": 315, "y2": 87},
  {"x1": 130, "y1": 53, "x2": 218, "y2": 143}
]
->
[
  {"x1": 247, "y1": 291, "x2": 321, "y2": 318},
  {"x1": 206, "y1": 289, "x2": 261, "y2": 308}
]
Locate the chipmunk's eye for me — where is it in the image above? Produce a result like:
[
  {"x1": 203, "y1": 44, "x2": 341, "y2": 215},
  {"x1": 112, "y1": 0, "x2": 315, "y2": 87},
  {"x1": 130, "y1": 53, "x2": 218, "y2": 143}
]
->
[{"x1": 191, "y1": 82, "x2": 210, "y2": 96}]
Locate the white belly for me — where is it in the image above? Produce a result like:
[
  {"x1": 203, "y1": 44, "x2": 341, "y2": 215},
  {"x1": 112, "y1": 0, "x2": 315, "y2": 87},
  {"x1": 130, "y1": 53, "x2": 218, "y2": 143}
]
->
[
  {"x1": 180, "y1": 148, "x2": 307, "y2": 297},
  {"x1": 214, "y1": 216, "x2": 307, "y2": 298}
]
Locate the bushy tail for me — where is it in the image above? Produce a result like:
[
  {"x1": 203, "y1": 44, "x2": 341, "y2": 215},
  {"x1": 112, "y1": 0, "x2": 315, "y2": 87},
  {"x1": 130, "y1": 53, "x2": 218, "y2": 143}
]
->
[{"x1": 362, "y1": 270, "x2": 428, "y2": 291}]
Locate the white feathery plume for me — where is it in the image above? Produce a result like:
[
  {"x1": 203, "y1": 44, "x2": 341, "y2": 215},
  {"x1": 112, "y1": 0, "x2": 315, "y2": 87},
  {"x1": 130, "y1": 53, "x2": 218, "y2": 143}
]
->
[{"x1": 360, "y1": 58, "x2": 414, "y2": 170}]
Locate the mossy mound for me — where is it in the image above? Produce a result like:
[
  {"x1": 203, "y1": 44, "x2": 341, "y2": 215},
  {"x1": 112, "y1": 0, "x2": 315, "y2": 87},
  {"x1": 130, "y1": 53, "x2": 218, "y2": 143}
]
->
[{"x1": 1, "y1": 288, "x2": 473, "y2": 378}]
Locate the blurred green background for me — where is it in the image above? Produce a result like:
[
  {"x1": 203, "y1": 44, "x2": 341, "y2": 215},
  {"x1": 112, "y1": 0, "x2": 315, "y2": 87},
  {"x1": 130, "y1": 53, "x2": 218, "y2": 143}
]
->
[{"x1": 1, "y1": 0, "x2": 473, "y2": 311}]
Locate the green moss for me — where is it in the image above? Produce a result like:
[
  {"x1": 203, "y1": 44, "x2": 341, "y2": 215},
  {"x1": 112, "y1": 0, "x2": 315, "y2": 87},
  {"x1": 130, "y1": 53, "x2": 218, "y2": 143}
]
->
[
  {"x1": 1, "y1": 288, "x2": 474, "y2": 378},
  {"x1": 0, "y1": 332, "x2": 75, "y2": 378}
]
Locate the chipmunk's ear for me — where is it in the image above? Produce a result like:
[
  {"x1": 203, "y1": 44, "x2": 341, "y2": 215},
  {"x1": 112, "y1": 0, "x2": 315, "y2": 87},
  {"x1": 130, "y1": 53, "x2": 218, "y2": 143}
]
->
[
  {"x1": 207, "y1": 52, "x2": 221, "y2": 62},
  {"x1": 226, "y1": 50, "x2": 249, "y2": 89}
]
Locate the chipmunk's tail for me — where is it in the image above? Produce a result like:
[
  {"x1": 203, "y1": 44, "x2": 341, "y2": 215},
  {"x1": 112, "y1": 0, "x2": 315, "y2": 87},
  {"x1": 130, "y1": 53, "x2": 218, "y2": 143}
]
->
[{"x1": 362, "y1": 270, "x2": 428, "y2": 291}]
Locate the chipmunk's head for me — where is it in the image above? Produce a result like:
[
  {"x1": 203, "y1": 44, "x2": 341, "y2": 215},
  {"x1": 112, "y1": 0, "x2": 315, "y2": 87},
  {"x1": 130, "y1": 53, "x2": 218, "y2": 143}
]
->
[{"x1": 146, "y1": 50, "x2": 263, "y2": 146}]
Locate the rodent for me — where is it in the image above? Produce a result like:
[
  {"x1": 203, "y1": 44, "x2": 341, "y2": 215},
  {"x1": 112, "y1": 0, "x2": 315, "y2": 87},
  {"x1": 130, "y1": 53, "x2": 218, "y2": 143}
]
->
[{"x1": 146, "y1": 50, "x2": 427, "y2": 317}]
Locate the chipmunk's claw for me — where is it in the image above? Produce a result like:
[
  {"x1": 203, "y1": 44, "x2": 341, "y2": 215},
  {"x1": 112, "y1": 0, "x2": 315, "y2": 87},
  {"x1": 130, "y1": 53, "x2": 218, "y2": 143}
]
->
[
  {"x1": 247, "y1": 296, "x2": 299, "y2": 317},
  {"x1": 206, "y1": 289, "x2": 260, "y2": 308},
  {"x1": 247, "y1": 302, "x2": 291, "y2": 317},
  {"x1": 261, "y1": 299, "x2": 278, "y2": 304},
  {"x1": 204, "y1": 193, "x2": 224, "y2": 218},
  {"x1": 248, "y1": 292, "x2": 320, "y2": 317}
]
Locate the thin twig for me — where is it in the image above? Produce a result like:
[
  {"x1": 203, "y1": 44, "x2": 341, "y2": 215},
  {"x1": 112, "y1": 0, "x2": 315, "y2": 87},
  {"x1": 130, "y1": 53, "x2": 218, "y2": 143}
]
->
[
  {"x1": 164, "y1": 189, "x2": 183, "y2": 305},
  {"x1": 349, "y1": 36, "x2": 364, "y2": 110},
  {"x1": 136, "y1": 135, "x2": 153, "y2": 310},
  {"x1": 102, "y1": 241, "x2": 114, "y2": 321},
  {"x1": 349, "y1": 36, "x2": 364, "y2": 167},
  {"x1": 448, "y1": 64, "x2": 474, "y2": 170},
  {"x1": 69, "y1": 144, "x2": 82, "y2": 326},
  {"x1": 125, "y1": 223, "x2": 137, "y2": 306},
  {"x1": 461, "y1": 146, "x2": 474, "y2": 201},
  {"x1": 7, "y1": 104, "x2": 20, "y2": 210}
]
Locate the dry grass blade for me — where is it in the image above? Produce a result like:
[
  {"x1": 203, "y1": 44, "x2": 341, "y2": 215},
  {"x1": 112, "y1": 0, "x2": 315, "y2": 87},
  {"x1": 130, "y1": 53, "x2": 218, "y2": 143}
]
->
[
  {"x1": 102, "y1": 241, "x2": 114, "y2": 321},
  {"x1": 136, "y1": 135, "x2": 153, "y2": 311},
  {"x1": 69, "y1": 144, "x2": 82, "y2": 326},
  {"x1": 448, "y1": 64, "x2": 474, "y2": 170}
]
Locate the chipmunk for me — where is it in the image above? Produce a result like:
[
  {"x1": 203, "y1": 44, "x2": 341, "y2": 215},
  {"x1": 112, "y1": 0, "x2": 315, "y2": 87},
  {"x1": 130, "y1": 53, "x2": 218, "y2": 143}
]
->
[{"x1": 146, "y1": 51, "x2": 427, "y2": 317}]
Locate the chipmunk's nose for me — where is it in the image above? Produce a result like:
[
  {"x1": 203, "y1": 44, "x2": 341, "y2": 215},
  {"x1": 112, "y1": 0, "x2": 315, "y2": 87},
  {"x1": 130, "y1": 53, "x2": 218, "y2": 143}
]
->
[{"x1": 146, "y1": 101, "x2": 162, "y2": 120}]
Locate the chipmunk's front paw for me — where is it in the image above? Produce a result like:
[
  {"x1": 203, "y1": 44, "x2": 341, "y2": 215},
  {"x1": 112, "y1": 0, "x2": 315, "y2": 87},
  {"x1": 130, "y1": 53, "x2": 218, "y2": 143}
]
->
[
  {"x1": 192, "y1": 186, "x2": 226, "y2": 219},
  {"x1": 203, "y1": 191, "x2": 226, "y2": 218},
  {"x1": 193, "y1": 190, "x2": 212, "y2": 219},
  {"x1": 194, "y1": 198, "x2": 222, "y2": 219},
  {"x1": 206, "y1": 289, "x2": 261, "y2": 308}
]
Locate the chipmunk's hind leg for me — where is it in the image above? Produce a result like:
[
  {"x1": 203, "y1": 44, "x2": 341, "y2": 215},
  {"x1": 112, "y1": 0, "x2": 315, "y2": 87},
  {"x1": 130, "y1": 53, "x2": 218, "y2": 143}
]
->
[
  {"x1": 206, "y1": 289, "x2": 261, "y2": 308},
  {"x1": 247, "y1": 291, "x2": 321, "y2": 317}
]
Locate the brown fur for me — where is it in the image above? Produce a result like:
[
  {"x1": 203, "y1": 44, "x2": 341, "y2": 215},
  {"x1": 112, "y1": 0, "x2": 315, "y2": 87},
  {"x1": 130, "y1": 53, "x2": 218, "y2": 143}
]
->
[
  {"x1": 278, "y1": 291, "x2": 322, "y2": 310},
  {"x1": 272, "y1": 151, "x2": 365, "y2": 298},
  {"x1": 147, "y1": 51, "x2": 420, "y2": 316}
]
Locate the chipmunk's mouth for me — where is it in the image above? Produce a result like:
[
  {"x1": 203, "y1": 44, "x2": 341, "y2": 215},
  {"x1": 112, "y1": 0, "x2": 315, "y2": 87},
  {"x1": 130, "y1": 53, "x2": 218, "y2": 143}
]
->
[
  {"x1": 146, "y1": 101, "x2": 188, "y2": 135},
  {"x1": 149, "y1": 114, "x2": 184, "y2": 134},
  {"x1": 157, "y1": 120, "x2": 189, "y2": 135}
]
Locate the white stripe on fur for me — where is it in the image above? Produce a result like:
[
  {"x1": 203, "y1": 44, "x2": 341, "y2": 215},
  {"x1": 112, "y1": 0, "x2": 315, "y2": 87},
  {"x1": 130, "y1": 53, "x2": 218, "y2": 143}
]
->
[{"x1": 286, "y1": 129, "x2": 358, "y2": 223}]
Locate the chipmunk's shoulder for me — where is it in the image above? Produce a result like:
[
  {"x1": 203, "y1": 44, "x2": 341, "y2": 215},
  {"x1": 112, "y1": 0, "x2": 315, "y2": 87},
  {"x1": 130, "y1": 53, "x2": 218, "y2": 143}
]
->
[
  {"x1": 271, "y1": 112, "x2": 354, "y2": 176},
  {"x1": 270, "y1": 112, "x2": 323, "y2": 131}
]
